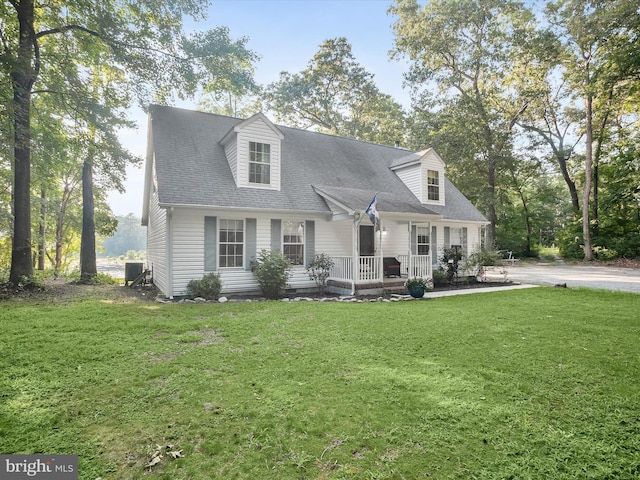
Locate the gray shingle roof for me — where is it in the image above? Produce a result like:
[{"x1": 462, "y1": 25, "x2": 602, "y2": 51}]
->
[{"x1": 149, "y1": 105, "x2": 487, "y2": 223}]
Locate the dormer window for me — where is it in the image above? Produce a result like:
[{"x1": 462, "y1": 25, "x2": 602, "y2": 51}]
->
[
  {"x1": 220, "y1": 113, "x2": 283, "y2": 190},
  {"x1": 249, "y1": 142, "x2": 271, "y2": 184},
  {"x1": 427, "y1": 169, "x2": 440, "y2": 201},
  {"x1": 390, "y1": 148, "x2": 445, "y2": 206}
]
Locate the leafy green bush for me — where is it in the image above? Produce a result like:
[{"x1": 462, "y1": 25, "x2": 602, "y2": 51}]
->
[
  {"x1": 306, "y1": 253, "x2": 334, "y2": 294},
  {"x1": 67, "y1": 270, "x2": 119, "y2": 285},
  {"x1": 251, "y1": 249, "x2": 291, "y2": 299},
  {"x1": 593, "y1": 246, "x2": 618, "y2": 260},
  {"x1": 186, "y1": 273, "x2": 222, "y2": 300},
  {"x1": 440, "y1": 247, "x2": 463, "y2": 284},
  {"x1": 610, "y1": 232, "x2": 640, "y2": 259},
  {"x1": 18, "y1": 275, "x2": 46, "y2": 290},
  {"x1": 557, "y1": 223, "x2": 585, "y2": 260},
  {"x1": 432, "y1": 269, "x2": 448, "y2": 287},
  {"x1": 464, "y1": 247, "x2": 500, "y2": 273}
]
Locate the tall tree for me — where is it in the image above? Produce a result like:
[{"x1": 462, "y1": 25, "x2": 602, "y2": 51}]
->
[
  {"x1": 516, "y1": 73, "x2": 584, "y2": 213},
  {"x1": 1, "y1": 1, "x2": 257, "y2": 284},
  {"x1": 545, "y1": 0, "x2": 640, "y2": 260},
  {"x1": 265, "y1": 37, "x2": 406, "y2": 146},
  {"x1": 390, "y1": 0, "x2": 539, "y2": 247},
  {"x1": 7, "y1": 0, "x2": 37, "y2": 283}
]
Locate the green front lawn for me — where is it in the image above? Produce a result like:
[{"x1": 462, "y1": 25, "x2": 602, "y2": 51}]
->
[{"x1": 1, "y1": 288, "x2": 639, "y2": 479}]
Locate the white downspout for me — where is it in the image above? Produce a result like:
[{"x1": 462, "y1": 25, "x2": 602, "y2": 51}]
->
[
  {"x1": 408, "y1": 220, "x2": 413, "y2": 278},
  {"x1": 351, "y1": 214, "x2": 359, "y2": 295},
  {"x1": 378, "y1": 218, "x2": 383, "y2": 282},
  {"x1": 166, "y1": 207, "x2": 174, "y2": 299}
]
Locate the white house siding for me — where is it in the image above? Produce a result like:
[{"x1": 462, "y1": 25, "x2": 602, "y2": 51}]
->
[
  {"x1": 380, "y1": 220, "x2": 410, "y2": 258},
  {"x1": 146, "y1": 189, "x2": 168, "y2": 295},
  {"x1": 170, "y1": 208, "x2": 207, "y2": 296},
  {"x1": 314, "y1": 219, "x2": 352, "y2": 256},
  {"x1": 420, "y1": 151, "x2": 446, "y2": 206},
  {"x1": 394, "y1": 165, "x2": 422, "y2": 202},
  {"x1": 224, "y1": 140, "x2": 238, "y2": 185},
  {"x1": 236, "y1": 120, "x2": 281, "y2": 191},
  {"x1": 157, "y1": 205, "x2": 487, "y2": 297},
  {"x1": 430, "y1": 221, "x2": 484, "y2": 268},
  {"x1": 166, "y1": 210, "x2": 353, "y2": 296}
]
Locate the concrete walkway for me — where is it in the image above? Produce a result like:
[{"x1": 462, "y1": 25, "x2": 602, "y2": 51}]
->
[
  {"x1": 483, "y1": 263, "x2": 640, "y2": 294},
  {"x1": 423, "y1": 283, "x2": 538, "y2": 298}
]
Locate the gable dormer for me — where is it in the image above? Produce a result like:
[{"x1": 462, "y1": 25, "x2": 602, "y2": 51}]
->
[
  {"x1": 390, "y1": 148, "x2": 446, "y2": 207},
  {"x1": 220, "y1": 112, "x2": 284, "y2": 191}
]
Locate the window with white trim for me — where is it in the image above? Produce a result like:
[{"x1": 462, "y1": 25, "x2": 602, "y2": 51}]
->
[
  {"x1": 427, "y1": 169, "x2": 439, "y2": 201},
  {"x1": 417, "y1": 227, "x2": 430, "y2": 255},
  {"x1": 449, "y1": 227, "x2": 462, "y2": 248},
  {"x1": 249, "y1": 142, "x2": 271, "y2": 184},
  {"x1": 283, "y1": 221, "x2": 304, "y2": 265},
  {"x1": 219, "y1": 219, "x2": 244, "y2": 267}
]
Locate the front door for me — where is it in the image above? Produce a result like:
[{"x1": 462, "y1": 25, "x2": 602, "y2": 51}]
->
[{"x1": 359, "y1": 225, "x2": 375, "y2": 256}]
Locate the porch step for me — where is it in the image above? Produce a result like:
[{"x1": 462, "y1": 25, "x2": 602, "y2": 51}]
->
[{"x1": 383, "y1": 279, "x2": 407, "y2": 296}]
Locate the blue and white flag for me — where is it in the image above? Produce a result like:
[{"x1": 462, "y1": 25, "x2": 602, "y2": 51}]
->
[{"x1": 365, "y1": 194, "x2": 379, "y2": 229}]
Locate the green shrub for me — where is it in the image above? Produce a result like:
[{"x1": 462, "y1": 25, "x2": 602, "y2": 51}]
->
[
  {"x1": 611, "y1": 232, "x2": 640, "y2": 259},
  {"x1": 432, "y1": 269, "x2": 448, "y2": 287},
  {"x1": 593, "y1": 246, "x2": 618, "y2": 260},
  {"x1": 557, "y1": 221, "x2": 585, "y2": 260},
  {"x1": 186, "y1": 273, "x2": 222, "y2": 300},
  {"x1": 251, "y1": 249, "x2": 291, "y2": 299},
  {"x1": 464, "y1": 247, "x2": 500, "y2": 273},
  {"x1": 306, "y1": 253, "x2": 334, "y2": 295},
  {"x1": 67, "y1": 270, "x2": 119, "y2": 285},
  {"x1": 18, "y1": 275, "x2": 46, "y2": 290},
  {"x1": 440, "y1": 247, "x2": 463, "y2": 284}
]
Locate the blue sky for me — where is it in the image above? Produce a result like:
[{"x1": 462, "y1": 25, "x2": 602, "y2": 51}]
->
[{"x1": 108, "y1": 0, "x2": 409, "y2": 217}]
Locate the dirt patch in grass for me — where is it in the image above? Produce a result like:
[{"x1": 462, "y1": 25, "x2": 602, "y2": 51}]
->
[{"x1": 185, "y1": 329, "x2": 225, "y2": 346}]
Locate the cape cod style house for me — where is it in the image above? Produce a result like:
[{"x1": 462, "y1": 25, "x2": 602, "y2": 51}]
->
[{"x1": 142, "y1": 105, "x2": 488, "y2": 298}]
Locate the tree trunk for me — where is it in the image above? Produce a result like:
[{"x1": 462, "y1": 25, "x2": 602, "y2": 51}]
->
[
  {"x1": 582, "y1": 92, "x2": 595, "y2": 261},
  {"x1": 37, "y1": 188, "x2": 46, "y2": 270},
  {"x1": 591, "y1": 88, "x2": 613, "y2": 241},
  {"x1": 9, "y1": 0, "x2": 36, "y2": 284},
  {"x1": 485, "y1": 159, "x2": 497, "y2": 249},
  {"x1": 80, "y1": 159, "x2": 97, "y2": 280},
  {"x1": 55, "y1": 212, "x2": 64, "y2": 273},
  {"x1": 556, "y1": 151, "x2": 581, "y2": 212},
  {"x1": 593, "y1": 162, "x2": 598, "y2": 237}
]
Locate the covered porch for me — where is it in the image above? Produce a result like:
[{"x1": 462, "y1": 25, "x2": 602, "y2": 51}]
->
[
  {"x1": 327, "y1": 254, "x2": 432, "y2": 296},
  {"x1": 311, "y1": 185, "x2": 441, "y2": 295}
]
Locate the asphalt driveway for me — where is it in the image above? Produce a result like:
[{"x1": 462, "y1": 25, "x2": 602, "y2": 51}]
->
[{"x1": 483, "y1": 263, "x2": 640, "y2": 294}]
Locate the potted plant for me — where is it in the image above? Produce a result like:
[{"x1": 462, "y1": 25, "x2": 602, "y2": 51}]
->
[{"x1": 405, "y1": 277, "x2": 428, "y2": 298}]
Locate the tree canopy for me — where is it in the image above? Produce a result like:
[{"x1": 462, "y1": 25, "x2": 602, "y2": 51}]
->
[
  {"x1": 264, "y1": 37, "x2": 406, "y2": 146},
  {"x1": 2, "y1": 0, "x2": 640, "y2": 282},
  {"x1": 1, "y1": 0, "x2": 258, "y2": 282}
]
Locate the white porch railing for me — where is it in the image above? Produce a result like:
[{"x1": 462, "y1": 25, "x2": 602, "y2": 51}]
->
[
  {"x1": 358, "y1": 256, "x2": 381, "y2": 281},
  {"x1": 330, "y1": 256, "x2": 353, "y2": 281},
  {"x1": 330, "y1": 255, "x2": 431, "y2": 282},
  {"x1": 328, "y1": 256, "x2": 382, "y2": 282},
  {"x1": 397, "y1": 254, "x2": 432, "y2": 279}
]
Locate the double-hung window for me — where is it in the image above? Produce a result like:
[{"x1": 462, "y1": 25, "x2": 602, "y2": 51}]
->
[
  {"x1": 249, "y1": 142, "x2": 271, "y2": 184},
  {"x1": 427, "y1": 169, "x2": 439, "y2": 201},
  {"x1": 283, "y1": 221, "x2": 304, "y2": 265},
  {"x1": 449, "y1": 227, "x2": 462, "y2": 249},
  {"x1": 417, "y1": 227, "x2": 430, "y2": 255},
  {"x1": 219, "y1": 219, "x2": 244, "y2": 267}
]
